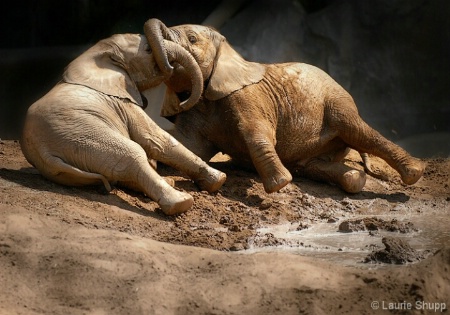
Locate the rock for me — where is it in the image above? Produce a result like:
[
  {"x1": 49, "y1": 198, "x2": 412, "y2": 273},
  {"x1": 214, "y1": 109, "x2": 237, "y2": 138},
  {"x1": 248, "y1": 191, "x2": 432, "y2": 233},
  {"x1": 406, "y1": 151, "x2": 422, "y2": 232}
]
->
[
  {"x1": 259, "y1": 198, "x2": 273, "y2": 210},
  {"x1": 229, "y1": 243, "x2": 245, "y2": 251},
  {"x1": 338, "y1": 219, "x2": 366, "y2": 233}
]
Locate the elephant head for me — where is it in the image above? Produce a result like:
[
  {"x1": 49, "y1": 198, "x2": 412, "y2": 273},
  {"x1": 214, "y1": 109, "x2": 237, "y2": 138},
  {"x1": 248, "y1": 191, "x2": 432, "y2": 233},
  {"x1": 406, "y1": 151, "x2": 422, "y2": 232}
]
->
[
  {"x1": 63, "y1": 33, "x2": 203, "y2": 110},
  {"x1": 143, "y1": 18, "x2": 266, "y2": 117}
]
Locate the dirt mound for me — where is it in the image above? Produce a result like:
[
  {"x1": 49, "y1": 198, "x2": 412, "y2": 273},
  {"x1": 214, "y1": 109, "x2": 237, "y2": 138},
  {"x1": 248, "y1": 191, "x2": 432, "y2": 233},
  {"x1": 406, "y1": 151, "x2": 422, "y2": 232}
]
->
[{"x1": 365, "y1": 236, "x2": 430, "y2": 264}]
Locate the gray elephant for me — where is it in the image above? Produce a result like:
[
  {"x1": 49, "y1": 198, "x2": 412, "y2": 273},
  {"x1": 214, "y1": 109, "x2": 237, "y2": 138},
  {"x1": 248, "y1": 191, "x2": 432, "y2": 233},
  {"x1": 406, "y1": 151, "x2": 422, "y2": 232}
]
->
[
  {"x1": 144, "y1": 19, "x2": 425, "y2": 194},
  {"x1": 20, "y1": 33, "x2": 226, "y2": 215}
]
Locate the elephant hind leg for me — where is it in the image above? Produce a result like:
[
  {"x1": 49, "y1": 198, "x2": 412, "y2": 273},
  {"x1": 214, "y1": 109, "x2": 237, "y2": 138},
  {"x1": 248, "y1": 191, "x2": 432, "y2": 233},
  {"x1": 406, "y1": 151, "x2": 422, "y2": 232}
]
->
[
  {"x1": 298, "y1": 158, "x2": 366, "y2": 193},
  {"x1": 328, "y1": 105, "x2": 425, "y2": 185},
  {"x1": 41, "y1": 147, "x2": 192, "y2": 215},
  {"x1": 41, "y1": 155, "x2": 112, "y2": 191},
  {"x1": 349, "y1": 125, "x2": 425, "y2": 185},
  {"x1": 113, "y1": 161, "x2": 194, "y2": 215},
  {"x1": 107, "y1": 139, "x2": 194, "y2": 215}
]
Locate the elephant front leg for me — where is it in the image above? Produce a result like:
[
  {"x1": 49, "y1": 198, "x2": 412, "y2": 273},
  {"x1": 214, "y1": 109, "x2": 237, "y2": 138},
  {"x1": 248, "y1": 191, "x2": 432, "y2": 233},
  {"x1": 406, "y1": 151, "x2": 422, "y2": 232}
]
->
[
  {"x1": 245, "y1": 132, "x2": 292, "y2": 193},
  {"x1": 99, "y1": 137, "x2": 194, "y2": 215}
]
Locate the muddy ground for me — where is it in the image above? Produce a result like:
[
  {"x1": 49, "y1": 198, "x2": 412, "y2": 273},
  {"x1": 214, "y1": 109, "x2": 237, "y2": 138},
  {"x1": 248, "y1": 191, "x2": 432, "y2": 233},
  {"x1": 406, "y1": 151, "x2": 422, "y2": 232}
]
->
[{"x1": 0, "y1": 139, "x2": 449, "y2": 314}]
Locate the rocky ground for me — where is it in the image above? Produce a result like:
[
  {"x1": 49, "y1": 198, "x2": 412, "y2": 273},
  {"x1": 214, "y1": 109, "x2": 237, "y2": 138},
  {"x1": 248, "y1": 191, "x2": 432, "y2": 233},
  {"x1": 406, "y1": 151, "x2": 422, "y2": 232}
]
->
[{"x1": 0, "y1": 139, "x2": 449, "y2": 314}]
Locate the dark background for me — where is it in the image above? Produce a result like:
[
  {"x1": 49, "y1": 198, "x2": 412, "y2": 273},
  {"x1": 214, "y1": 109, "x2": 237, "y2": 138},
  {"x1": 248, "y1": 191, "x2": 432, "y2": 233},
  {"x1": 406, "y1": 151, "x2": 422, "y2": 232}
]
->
[{"x1": 1, "y1": 0, "x2": 449, "y2": 157}]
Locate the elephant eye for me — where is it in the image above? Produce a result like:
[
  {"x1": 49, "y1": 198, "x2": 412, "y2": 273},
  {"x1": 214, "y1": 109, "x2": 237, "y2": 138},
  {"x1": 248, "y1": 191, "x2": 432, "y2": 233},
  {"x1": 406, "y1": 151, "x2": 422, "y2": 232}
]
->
[
  {"x1": 110, "y1": 54, "x2": 121, "y2": 64},
  {"x1": 188, "y1": 35, "x2": 197, "y2": 44}
]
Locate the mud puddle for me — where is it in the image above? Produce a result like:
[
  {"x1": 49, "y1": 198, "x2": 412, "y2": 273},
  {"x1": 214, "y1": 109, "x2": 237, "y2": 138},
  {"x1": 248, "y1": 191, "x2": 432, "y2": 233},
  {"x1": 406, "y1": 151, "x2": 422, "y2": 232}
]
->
[{"x1": 246, "y1": 212, "x2": 450, "y2": 268}]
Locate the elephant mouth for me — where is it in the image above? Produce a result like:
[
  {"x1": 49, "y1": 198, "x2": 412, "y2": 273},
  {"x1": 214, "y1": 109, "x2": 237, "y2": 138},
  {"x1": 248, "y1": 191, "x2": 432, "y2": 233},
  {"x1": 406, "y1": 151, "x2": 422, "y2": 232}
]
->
[{"x1": 176, "y1": 91, "x2": 191, "y2": 103}]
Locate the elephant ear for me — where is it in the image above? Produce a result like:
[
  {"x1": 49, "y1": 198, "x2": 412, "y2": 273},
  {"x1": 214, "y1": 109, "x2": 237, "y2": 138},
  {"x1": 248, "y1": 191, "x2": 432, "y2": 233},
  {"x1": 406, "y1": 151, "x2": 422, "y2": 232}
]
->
[
  {"x1": 204, "y1": 39, "x2": 266, "y2": 101},
  {"x1": 63, "y1": 35, "x2": 143, "y2": 106}
]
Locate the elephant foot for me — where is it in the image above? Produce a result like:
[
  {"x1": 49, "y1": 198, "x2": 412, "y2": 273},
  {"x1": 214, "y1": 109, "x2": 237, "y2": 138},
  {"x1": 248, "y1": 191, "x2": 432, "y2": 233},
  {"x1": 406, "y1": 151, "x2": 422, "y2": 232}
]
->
[
  {"x1": 158, "y1": 190, "x2": 194, "y2": 215},
  {"x1": 339, "y1": 169, "x2": 366, "y2": 193},
  {"x1": 263, "y1": 173, "x2": 292, "y2": 194},
  {"x1": 194, "y1": 166, "x2": 227, "y2": 193},
  {"x1": 398, "y1": 158, "x2": 425, "y2": 185}
]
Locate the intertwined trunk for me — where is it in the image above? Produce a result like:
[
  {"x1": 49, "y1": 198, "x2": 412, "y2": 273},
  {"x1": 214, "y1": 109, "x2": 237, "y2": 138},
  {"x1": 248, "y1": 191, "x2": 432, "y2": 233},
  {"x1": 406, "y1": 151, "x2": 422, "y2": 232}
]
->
[{"x1": 144, "y1": 18, "x2": 203, "y2": 111}]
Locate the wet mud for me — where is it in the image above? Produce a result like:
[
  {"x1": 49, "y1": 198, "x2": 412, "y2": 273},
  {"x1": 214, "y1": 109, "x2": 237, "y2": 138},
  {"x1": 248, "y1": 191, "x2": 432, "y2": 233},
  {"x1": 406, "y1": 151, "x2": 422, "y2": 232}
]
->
[
  {"x1": 365, "y1": 236, "x2": 431, "y2": 264},
  {"x1": 338, "y1": 217, "x2": 418, "y2": 234}
]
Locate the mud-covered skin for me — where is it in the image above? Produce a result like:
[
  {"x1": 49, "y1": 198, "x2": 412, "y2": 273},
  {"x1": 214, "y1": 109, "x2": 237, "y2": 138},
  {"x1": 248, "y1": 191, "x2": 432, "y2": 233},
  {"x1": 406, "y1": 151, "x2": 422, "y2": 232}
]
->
[
  {"x1": 145, "y1": 20, "x2": 425, "y2": 194},
  {"x1": 169, "y1": 63, "x2": 424, "y2": 193}
]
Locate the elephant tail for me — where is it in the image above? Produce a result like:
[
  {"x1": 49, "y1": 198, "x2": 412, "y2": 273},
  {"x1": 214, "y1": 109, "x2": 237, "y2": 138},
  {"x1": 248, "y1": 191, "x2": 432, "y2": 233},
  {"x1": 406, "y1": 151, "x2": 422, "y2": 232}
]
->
[
  {"x1": 359, "y1": 153, "x2": 390, "y2": 181},
  {"x1": 38, "y1": 153, "x2": 112, "y2": 191}
]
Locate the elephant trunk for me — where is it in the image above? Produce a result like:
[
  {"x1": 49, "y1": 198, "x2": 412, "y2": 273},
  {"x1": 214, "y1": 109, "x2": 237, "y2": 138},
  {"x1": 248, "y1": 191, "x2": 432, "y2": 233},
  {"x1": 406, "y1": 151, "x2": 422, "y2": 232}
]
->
[
  {"x1": 164, "y1": 40, "x2": 203, "y2": 110},
  {"x1": 144, "y1": 18, "x2": 203, "y2": 111},
  {"x1": 144, "y1": 18, "x2": 174, "y2": 77}
]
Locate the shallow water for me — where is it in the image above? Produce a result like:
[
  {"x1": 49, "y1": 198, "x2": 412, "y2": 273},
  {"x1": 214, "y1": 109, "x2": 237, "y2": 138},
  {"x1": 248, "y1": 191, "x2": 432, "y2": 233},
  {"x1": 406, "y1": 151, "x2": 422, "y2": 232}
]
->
[{"x1": 247, "y1": 211, "x2": 450, "y2": 268}]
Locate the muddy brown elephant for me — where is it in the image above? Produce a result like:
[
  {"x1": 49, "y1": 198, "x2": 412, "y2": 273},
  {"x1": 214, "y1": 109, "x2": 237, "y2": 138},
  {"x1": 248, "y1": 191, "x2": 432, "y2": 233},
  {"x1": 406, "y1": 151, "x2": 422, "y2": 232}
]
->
[
  {"x1": 20, "y1": 33, "x2": 226, "y2": 215},
  {"x1": 143, "y1": 18, "x2": 425, "y2": 194}
]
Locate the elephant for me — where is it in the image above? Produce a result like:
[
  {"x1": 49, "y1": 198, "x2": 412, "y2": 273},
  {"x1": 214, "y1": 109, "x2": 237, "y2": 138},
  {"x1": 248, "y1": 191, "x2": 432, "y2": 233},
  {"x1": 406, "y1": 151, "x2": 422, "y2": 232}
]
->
[
  {"x1": 20, "y1": 33, "x2": 226, "y2": 215},
  {"x1": 143, "y1": 19, "x2": 425, "y2": 194}
]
